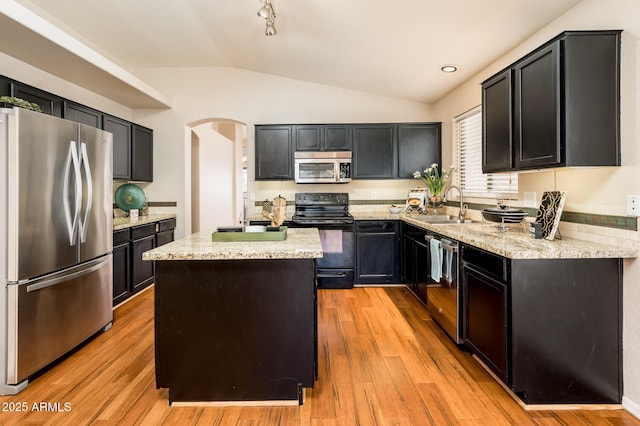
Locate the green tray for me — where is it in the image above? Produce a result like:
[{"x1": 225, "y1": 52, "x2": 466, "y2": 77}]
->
[{"x1": 211, "y1": 226, "x2": 287, "y2": 242}]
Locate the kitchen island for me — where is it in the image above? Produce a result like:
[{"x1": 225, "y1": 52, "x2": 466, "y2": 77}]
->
[{"x1": 142, "y1": 228, "x2": 323, "y2": 405}]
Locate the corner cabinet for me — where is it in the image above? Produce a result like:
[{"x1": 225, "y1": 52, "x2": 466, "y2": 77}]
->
[
  {"x1": 482, "y1": 30, "x2": 621, "y2": 172},
  {"x1": 132, "y1": 124, "x2": 154, "y2": 182},
  {"x1": 397, "y1": 123, "x2": 441, "y2": 178},
  {"x1": 104, "y1": 115, "x2": 132, "y2": 180},
  {"x1": 105, "y1": 118, "x2": 153, "y2": 182},
  {"x1": 255, "y1": 125, "x2": 294, "y2": 180}
]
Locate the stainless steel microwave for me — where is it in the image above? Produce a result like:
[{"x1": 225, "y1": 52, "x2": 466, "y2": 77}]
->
[{"x1": 294, "y1": 151, "x2": 352, "y2": 183}]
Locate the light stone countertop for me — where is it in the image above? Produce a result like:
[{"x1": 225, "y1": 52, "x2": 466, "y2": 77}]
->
[
  {"x1": 142, "y1": 227, "x2": 323, "y2": 261},
  {"x1": 353, "y1": 211, "x2": 637, "y2": 259},
  {"x1": 113, "y1": 214, "x2": 176, "y2": 230}
]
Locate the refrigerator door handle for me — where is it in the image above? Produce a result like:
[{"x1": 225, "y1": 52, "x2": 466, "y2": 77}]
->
[
  {"x1": 25, "y1": 257, "x2": 108, "y2": 293},
  {"x1": 62, "y1": 141, "x2": 82, "y2": 245},
  {"x1": 78, "y1": 142, "x2": 93, "y2": 243}
]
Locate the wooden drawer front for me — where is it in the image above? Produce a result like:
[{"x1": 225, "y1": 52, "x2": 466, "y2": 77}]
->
[
  {"x1": 131, "y1": 223, "x2": 156, "y2": 240},
  {"x1": 113, "y1": 229, "x2": 130, "y2": 245},
  {"x1": 158, "y1": 218, "x2": 176, "y2": 232},
  {"x1": 462, "y1": 245, "x2": 509, "y2": 282}
]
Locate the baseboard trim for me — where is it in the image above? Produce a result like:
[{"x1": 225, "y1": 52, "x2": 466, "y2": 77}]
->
[
  {"x1": 623, "y1": 396, "x2": 640, "y2": 420},
  {"x1": 471, "y1": 354, "x2": 625, "y2": 411}
]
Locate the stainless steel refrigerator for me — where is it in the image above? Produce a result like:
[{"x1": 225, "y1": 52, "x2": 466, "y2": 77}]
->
[{"x1": 0, "y1": 107, "x2": 113, "y2": 395}]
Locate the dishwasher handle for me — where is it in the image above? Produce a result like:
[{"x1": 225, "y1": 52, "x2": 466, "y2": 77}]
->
[{"x1": 425, "y1": 235, "x2": 458, "y2": 252}]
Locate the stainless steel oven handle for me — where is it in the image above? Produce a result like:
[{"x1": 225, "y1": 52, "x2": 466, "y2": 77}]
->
[{"x1": 317, "y1": 272, "x2": 347, "y2": 278}]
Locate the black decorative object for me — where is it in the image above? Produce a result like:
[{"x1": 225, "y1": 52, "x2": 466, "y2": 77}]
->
[{"x1": 535, "y1": 191, "x2": 567, "y2": 240}]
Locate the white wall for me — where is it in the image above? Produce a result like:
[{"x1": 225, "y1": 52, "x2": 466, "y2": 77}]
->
[
  {"x1": 433, "y1": 0, "x2": 640, "y2": 416},
  {"x1": 192, "y1": 122, "x2": 235, "y2": 230}
]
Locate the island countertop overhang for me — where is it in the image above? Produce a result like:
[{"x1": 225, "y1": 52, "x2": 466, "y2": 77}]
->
[{"x1": 142, "y1": 228, "x2": 323, "y2": 261}]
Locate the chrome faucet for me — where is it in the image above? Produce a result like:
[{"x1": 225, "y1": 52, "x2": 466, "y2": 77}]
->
[{"x1": 445, "y1": 185, "x2": 468, "y2": 222}]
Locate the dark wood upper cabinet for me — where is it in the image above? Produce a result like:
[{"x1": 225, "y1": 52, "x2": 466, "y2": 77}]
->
[
  {"x1": 482, "y1": 70, "x2": 514, "y2": 172},
  {"x1": 2, "y1": 76, "x2": 154, "y2": 182},
  {"x1": 104, "y1": 115, "x2": 132, "y2": 180},
  {"x1": 255, "y1": 125, "x2": 293, "y2": 180},
  {"x1": 324, "y1": 125, "x2": 352, "y2": 151},
  {"x1": 9, "y1": 81, "x2": 63, "y2": 117},
  {"x1": 132, "y1": 124, "x2": 153, "y2": 182},
  {"x1": 294, "y1": 124, "x2": 352, "y2": 151},
  {"x1": 514, "y1": 41, "x2": 562, "y2": 169},
  {"x1": 397, "y1": 123, "x2": 441, "y2": 178},
  {"x1": 294, "y1": 125, "x2": 322, "y2": 151},
  {"x1": 64, "y1": 101, "x2": 103, "y2": 128},
  {"x1": 352, "y1": 124, "x2": 397, "y2": 179},
  {"x1": 482, "y1": 30, "x2": 621, "y2": 172}
]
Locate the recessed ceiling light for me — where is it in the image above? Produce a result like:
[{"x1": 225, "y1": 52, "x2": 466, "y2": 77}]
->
[{"x1": 441, "y1": 65, "x2": 458, "y2": 73}]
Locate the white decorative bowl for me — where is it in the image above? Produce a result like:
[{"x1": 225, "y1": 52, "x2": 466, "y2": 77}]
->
[{"x1": 389, "y1": 206, "x2": 403, "y2": 214}]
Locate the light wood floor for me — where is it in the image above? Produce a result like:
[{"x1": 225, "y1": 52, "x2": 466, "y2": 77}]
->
[{"x1": 0, "y1": 285, "x2": 638, "y2": 425}]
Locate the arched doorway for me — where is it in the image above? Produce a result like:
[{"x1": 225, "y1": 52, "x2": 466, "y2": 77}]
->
[{"x1": 188, "y1": 119, "x2": 247, "y2": 233}]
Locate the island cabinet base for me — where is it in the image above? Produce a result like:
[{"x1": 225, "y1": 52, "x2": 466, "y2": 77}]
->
[{"x1": 154, "y1": 258, "x2": 317, "y2": 404}]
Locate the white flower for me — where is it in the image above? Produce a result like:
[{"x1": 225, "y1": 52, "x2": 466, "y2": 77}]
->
[
  {"x1": 431, "y1": 163, "x2": 438, "y2": 168},
  {"x1": 413, "y1": 171, "x2": 421, "y2": 178}
]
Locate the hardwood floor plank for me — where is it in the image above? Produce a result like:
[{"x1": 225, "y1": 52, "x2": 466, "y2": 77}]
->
[{"x1": 0, "y1": 285, "x2": 638, "y2": 425}]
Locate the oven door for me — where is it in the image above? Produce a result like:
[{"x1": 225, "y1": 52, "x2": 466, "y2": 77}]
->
[{"x1": 290, "y1": 222, "x2": 354, "y2": 288}]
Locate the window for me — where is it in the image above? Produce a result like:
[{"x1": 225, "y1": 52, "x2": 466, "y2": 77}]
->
[{"x1": 454, "y1": 106, "x2": 517, "y2": 198}]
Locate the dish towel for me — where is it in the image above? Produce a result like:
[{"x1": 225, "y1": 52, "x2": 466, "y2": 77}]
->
[
  {"x1": 442, "y1": 239, "x2": 454, "y2": 281},
  {"x1": 430, "y1": 238, "x2": 442, "y2": 282}
]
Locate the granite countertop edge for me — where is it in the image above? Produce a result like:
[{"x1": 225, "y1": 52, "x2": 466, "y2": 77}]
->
[
  {"x1": 113, "y1": 214, "x2": 177, "y2": 230},
  {"x1": 394, "y1": 213, "x2": 637, "y2": 260},
  {"x1": 143, "y1": 228, "x2": 323, "y2": 261}
]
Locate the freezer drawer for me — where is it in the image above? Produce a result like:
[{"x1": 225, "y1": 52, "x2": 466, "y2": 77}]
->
[{"x1": 6, "y1": 256, "x2": 113, "y2": 385}]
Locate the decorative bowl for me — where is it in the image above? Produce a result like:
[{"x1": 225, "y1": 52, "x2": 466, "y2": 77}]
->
[
  {"x1": 389, "y1": 206, "x2": 403, "y2": 214},
  {"x1": 114, "y1": 183, "x2": 146, "y2": 212}
]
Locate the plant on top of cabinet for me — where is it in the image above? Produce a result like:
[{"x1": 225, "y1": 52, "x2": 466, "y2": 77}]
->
[{"x1": 482, "y1": 30, "x2": 621, "y2": 173}]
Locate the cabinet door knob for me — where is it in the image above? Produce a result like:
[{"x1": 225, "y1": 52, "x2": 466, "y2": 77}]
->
[{"x1": 438, "y1": 307, "x2": 443, "y2": 314}]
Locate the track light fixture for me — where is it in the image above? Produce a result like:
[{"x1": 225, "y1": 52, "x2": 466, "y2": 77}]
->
[{"x1": 257, "y1": 0, "x2": 277, "y2": 36}]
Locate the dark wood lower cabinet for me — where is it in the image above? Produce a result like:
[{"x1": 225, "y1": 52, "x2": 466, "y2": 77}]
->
[
  {"x1": 112, "y1": 218, "x2": 175, "y2": 306},
  {"x1": 132, "y1": 234, "x2": 155, "y2": 292},
  {"x1": 112, "y1": 229, "x2": 131, "y2": 306},
  {"x1": 461, "y1": 244, "x2": 622, "y2": 404},
  {"x1": 355, "y1": 220, "x2": 401, "y2": 284},
  {"x1": 154, "y1": 258, "x2": 317, "y2": 403}
]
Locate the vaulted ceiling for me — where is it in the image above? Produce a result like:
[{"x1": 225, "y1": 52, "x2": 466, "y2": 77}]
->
[{"x1": 4, "y1": 0, "x2": 582, "y2": 106}]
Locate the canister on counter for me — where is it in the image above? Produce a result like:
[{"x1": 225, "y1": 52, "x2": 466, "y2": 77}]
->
[{"x1": 529, "y1": 222, "x2": 543, "y2": 239}]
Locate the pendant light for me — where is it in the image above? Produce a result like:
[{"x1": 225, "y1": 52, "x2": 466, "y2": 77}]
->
[{"x1": 257, "y1": 0, "x2": 277, "y2": 36}]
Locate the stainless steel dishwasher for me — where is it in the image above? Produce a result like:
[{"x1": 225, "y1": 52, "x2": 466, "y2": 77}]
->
[{"x1": 424, "y1": 233, "x2": 462, "y2": 344}]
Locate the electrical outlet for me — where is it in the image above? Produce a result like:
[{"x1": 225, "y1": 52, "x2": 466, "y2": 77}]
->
[
  {"x1": 627, "y1": 195, "x2": 640, "y2": 216},
  {"x1": 371, "y1": 191, "x2": 377, "y2": 200},
  {"x1": 524, "y1": 192, "x2": 537, "y2": 208}
]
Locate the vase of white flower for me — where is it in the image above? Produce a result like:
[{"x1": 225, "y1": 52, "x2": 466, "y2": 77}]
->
[{"x1": 413, "y1": 163, "x2": 455, "y2": 210}]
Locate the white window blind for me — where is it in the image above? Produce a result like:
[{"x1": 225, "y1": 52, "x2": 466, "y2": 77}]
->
[{"x1": 455, "y1": 106, "x2": 518, "y2": 197}]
